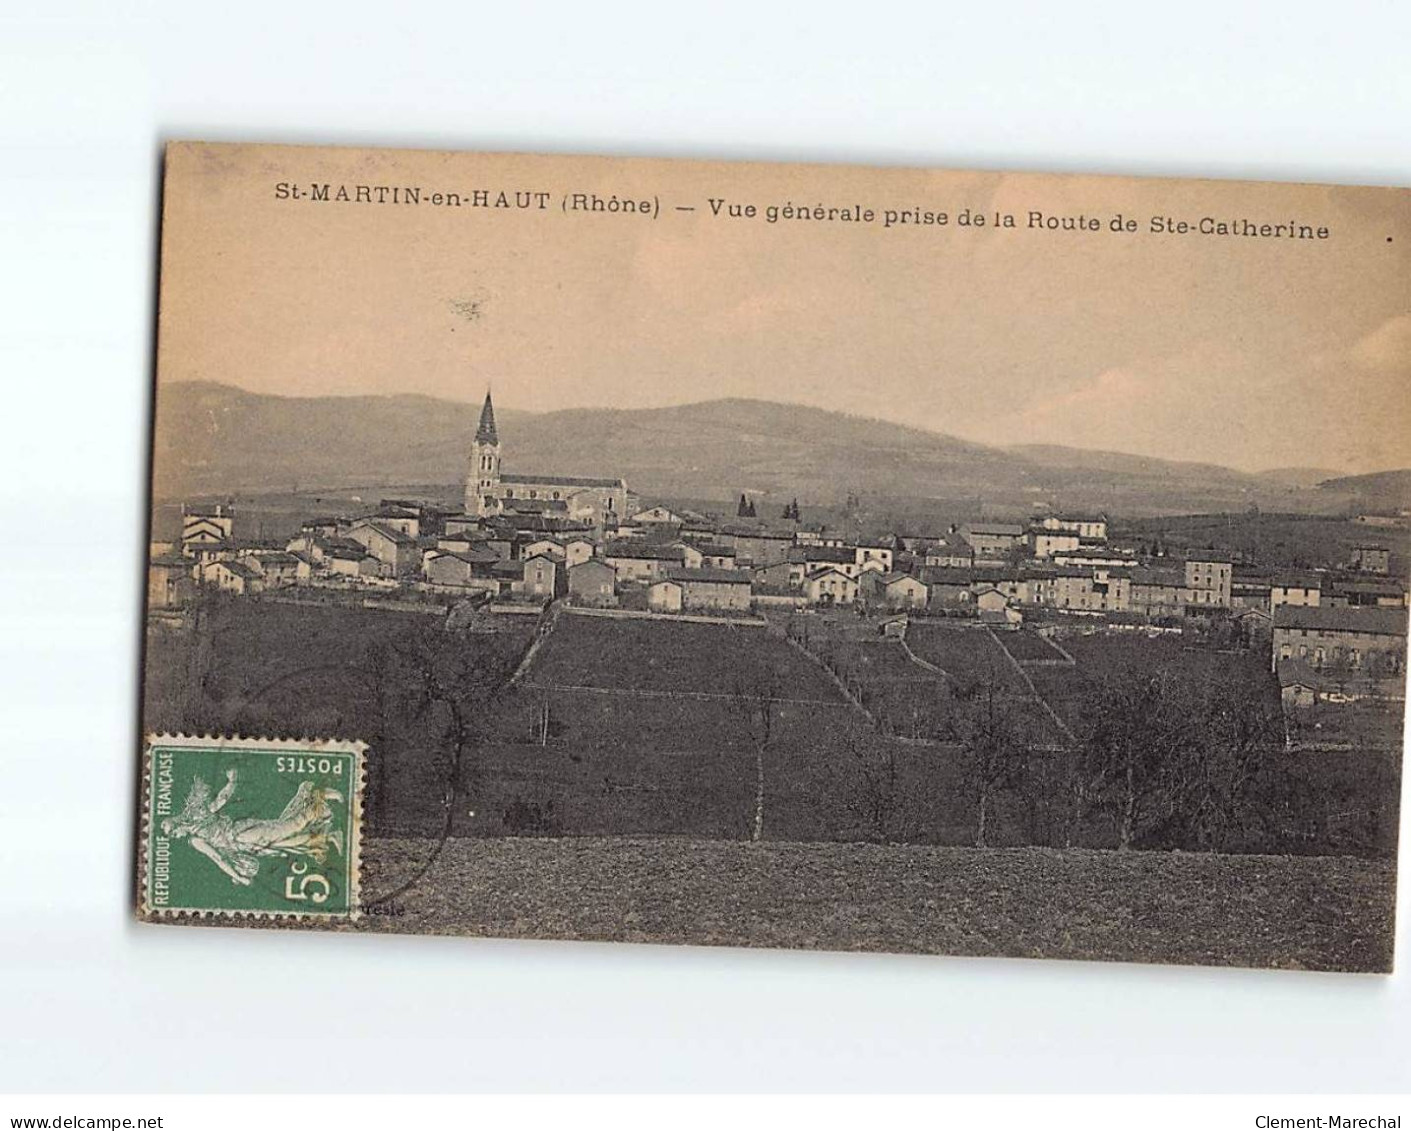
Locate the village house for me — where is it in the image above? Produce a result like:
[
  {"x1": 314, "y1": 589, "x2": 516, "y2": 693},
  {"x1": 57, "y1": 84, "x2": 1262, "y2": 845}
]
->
[
  {"x1": 720, "y1": 526, "x2": 796, "y2": 567},
  {"x1": 695, "y1": 542, "x2": 739, "y2": 570},
  {"x1": 677, "y1": 517, "x2": 721, "y2": 543},
  {"x1": 793, "y1": 525, "x2": 848, "y2": 549},
  {"x1": 197, "y1": 558, "x2": 262, "y2": 596},
  {"x1": 423, "y1": 547, "x2": 499, "y2": 588},
  {"x1": 431, "y1": 538, "x2": 500, "y2": 566},
  {"x1": 896, "y1": 532, "x2": 939, "y2": 553},
  {"x1": 1052, "y1": 545, "x2": 1138, "y2": 570},
  {"x1": 180, "y1": 505, "x2": 234, "y2": 557},
  {"x1": 630, "y1": 505, "x2": 684, "y2": 525},
  {"x1": 442, "y1": 514, "x2": 483, "y2": 538},
  {"x1": 974, "y1": 567, "x2": 1028, "y2": 604},
  {"x1": 1234, "y1": 606, "x2": 1273, "y2": 641},
  {"x1": 433, "y1": 535, "x2": 495, "y2": 568},
  {"x1": 961, "y1": 522, "x2": 1026, "y2": 562},
  {"x1": 922, "y1": 535, "x2": 974, "y2": 569},
  {"x1": 521, "y1": 554, "x2": 564, "y2": 601},
  {"x1": 797, "y1": 545, "x2": 861, "y2": 579},
  {"x1": 668, "y1": 567, "x2": 754, "y2": 612},
  {"x1": 1090, "y1": 570, "x2": 1132, "y2": 612},
  {"x1": 1324, "y1": 577, "x2": 1407, "y2": 609},
  {"x1": 747, "y1": 561, "x2": 793, "y2": 593},
  {"x1": 604, "y1": 541, "x2": 686, "y2": 583},
  {"x1": 1030, "y1": 528, "x2": 1081, "y2": 560},
  {"x1": 804, "y1": 567, "x2": 859, "y2": 606},
  {"x1": 478, "y1": 532, "x2": 517, "y2": 561},
  {"x1": 1270, "y1": 573, "x2": 1321, "y2": 613},
  {"x1": 324, "y1": 544, "x2": 381, "y2": 578},
  {"x1": 240, "y1": 549, "x2": 302, "y2": 589},
  {"x1": 1184, "y1": 556, "x2": 1233, "y2": 607},
  {"x1": 366, "y1": 504, "x2": 421, "y2": 539},
  {"x1": 672, "y1": 541, "x2": 705, "y2": 570},
  {"x1": 974, "y1": 587, "x2": 1012, "y2": 615},
  {"x1": 1129, "y1": 567, "x2": 1187, "y2": 617},
  {"x1": 1277, "y1": 658, "x2": 1326, "y2": 708},
  {"x1": 879, "y1": 572, "x2": 928, "y2": 610},
  {"x1": 1028, "y1": 568, "x2": 1104, "y2": 611},
  {"x1": 567, "y1": 559, "x2": 618, "y2": 607},
  {"x1": 521, "y1": 537, "x2": 565, "y2": 561},
  {"x1": 855, "y1": 542, "x2": 895, "y2": 573},
  {"x1": 148, "y1": 555, "x2": 194, "y2": 609},
  {"x1": 490, "y1": 558, "x2": 525, "y2": 595},
  {"x1": 289, "y1": 550, "x2": 317, "y2": 581},
  {"x1": 1231, "y1": 575, "x2": 1273, "y2": 610},
  {"x1": 1271, "y1": 605, "x2": 1408, "y2": 672},
  {"x1": 647, "y1": 577, "x2": 683, "y2": 613},
  {"x1": 299, "y1": 517, "x2": 341, "y2": 539},
  {"x1": 344, "y1": 519, "x2": 419, "y2": 577},
  {"x1": 423, "y1": 549, "x2": 476, "y2": 587},
  {"x1": 920, "y1": 567, "x2": 977, "y2": 610},
  {"x1": 1035, "y1": 514, "x2": 1109, "y2": 542},
  {"x1": 1277, "y1": 657, "x2": 1404, "y2": 708},
  {"x1": 562, "y1": 537, "x2": 596, "y2": 569}
]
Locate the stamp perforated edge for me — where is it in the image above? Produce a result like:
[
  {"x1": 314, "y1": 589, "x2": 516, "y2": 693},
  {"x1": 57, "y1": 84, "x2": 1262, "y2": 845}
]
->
[{"x1": 137, "y1": 733, "x2": 367, "y2": 924}]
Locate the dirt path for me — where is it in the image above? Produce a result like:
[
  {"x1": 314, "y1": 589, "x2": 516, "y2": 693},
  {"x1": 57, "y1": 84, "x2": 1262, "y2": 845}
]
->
[
  {"x1": 781, "y1": 634, "x2": 877, "y2": 726},
  {"x1": 987, "y1": 626, "x2": 1076, "y2": 743},
  {"x1": 897, "y1": 623, "x2": 958, "y2": 682},
  {"x1": 507, "y1": 600, "x2": 563, "y2": 686}
]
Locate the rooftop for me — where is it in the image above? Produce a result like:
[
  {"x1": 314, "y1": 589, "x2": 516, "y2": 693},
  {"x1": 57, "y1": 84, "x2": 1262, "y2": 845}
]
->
[
  {"x1": 501, "y1": 472, "x2": 625, "y2": 489},
  {"x1": 1273, "y1": 605, "x2": 1407, "y2": 636},
  {"x1": 667, "y1": 567, "x2": 753, "y2": 584},
  {"x1": 605, "y1": 542, "x2": 686, "y2": 561}
]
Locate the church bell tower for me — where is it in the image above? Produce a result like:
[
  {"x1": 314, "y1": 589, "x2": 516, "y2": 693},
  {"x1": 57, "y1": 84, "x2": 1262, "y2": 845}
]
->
[{"x1": 466, "y1": 389, "x2": 502, "y2": 516}]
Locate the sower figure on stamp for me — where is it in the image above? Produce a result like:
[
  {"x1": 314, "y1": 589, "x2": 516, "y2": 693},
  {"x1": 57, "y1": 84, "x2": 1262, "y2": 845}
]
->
[{"x1": 162, "y1": 768, "x2": 345, "y2": 886}]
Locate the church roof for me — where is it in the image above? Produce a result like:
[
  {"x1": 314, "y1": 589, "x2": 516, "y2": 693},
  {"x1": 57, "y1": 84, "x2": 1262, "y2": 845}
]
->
[
  {"x1": 475, "y1": 391, "x2": 498, "y2": 444},
  {"x1": 501, "y1": 473, "x2": 625, "y2": 489}
]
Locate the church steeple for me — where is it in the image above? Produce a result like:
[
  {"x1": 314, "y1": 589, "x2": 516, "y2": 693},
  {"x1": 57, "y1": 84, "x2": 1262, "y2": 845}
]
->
[
  {"x1": 466, "y1": 388, "x2": 503, "y2": 516},
  {"x1": 475, "y1": 390, "x2": 498, "y2": 444}
]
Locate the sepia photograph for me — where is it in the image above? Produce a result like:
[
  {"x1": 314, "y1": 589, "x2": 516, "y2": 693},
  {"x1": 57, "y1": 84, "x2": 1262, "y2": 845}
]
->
[{"x1": 139, "y1": 140, "x2": 1409, "y2": 972}]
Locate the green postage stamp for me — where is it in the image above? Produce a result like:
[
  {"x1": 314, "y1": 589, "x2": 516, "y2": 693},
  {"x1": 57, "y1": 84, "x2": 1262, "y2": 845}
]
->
[{"x1": 140, "y1": 735, "x2": 365, "y2": 920}]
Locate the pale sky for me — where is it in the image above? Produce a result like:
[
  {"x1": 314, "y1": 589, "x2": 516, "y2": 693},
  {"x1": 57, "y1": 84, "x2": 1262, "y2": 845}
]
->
[{"x1": 159, "y1": 143, "x2": 1411, "y2": 473}]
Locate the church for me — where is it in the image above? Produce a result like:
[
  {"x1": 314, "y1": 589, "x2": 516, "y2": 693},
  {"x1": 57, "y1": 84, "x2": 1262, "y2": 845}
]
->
[{"x1": 465, "y1": 390, "x2": 629, "y2": 525}]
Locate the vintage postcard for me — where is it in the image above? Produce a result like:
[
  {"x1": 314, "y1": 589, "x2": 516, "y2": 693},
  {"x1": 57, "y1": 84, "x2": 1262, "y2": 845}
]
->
[{"x1": 139, "y1": 141, "x2": 1408, "y2": 970}]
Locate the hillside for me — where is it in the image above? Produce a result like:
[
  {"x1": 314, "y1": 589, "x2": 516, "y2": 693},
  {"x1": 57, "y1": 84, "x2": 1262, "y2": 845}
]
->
[
  {"x1": 1006, "y1": 443, "x2": 1251, "y2": 484},
  {"x1": 153, "y1": 381, "x2": 1026, "y2": 500},
  {"x1": 152, "y1": 381, "x2": 534, "y2": 497},
  {"x1": 151, "y1": 381, "x2": 1398, "y2": 516},
  {"x1": 1317, "y1": 469, "x2": 1411, "y2": 502}
]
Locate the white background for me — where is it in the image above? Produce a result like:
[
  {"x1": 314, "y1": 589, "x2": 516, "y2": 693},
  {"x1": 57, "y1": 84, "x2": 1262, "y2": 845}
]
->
[{"x1": 2, "y1": 0, "x2": 1409, "y2": 1094}]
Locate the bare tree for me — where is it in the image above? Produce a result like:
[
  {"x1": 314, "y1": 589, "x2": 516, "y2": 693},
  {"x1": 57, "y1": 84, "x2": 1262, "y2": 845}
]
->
[
  {"x1": 731, "y1": 661, "x2": 783, "y2": 843},
  {"x1": 365, "y1": 626, "x2": 505, "y2": 906},
  {"x1": 1167, "y1": 668, "x2": 1284, "y2": 851},
  {"x1": 1075, "y1": 665, "x2": 1286, "y2": 853},
  {"x1": 1078, "y1": 674, "x2": 1171, "y2": 850},
  {"x1": 956, "y1": 678, "x2": 1026, "y2": 848},
  {"x1": 835, "y1": 726, "x2": 904, "y2": 843}
]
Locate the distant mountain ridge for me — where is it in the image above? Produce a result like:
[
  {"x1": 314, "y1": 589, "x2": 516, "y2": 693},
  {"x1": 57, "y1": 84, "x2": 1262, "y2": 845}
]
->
[
  {"x1": 152, "y1": 381, "x2": 1403, "y2": 517},
  {"x1": 1316, "y1": 469, "x2": 1411, "y2": 500}
]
